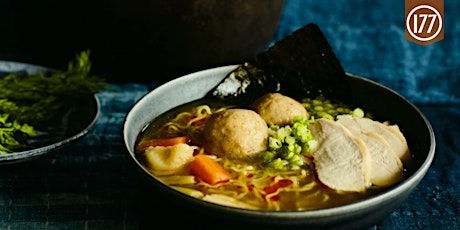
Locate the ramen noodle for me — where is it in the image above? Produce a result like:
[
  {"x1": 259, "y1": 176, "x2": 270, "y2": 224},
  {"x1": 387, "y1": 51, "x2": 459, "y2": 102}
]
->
[{"x1": 135, "y1": 95, "x2": 409, "y2": 211}]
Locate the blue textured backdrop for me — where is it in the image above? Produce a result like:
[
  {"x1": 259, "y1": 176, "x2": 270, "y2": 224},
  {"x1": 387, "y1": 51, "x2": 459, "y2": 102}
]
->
[{"x1": 275, "y1": 0, "x2": 459, "y2": 105}]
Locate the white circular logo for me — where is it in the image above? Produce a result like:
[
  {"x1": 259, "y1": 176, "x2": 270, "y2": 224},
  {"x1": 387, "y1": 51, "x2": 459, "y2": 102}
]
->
[{"x1": 406, "y1": 5, "x2": 443, "y2": 42}]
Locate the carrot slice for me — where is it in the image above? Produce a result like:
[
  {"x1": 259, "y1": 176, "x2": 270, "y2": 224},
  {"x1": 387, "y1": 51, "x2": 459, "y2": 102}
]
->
[
  {"x1": 189, "y1": 154, "x2": 231, "y2": 185},
  {"x1": 137, "y1": 136, "x2": 190, "y2": 152}
]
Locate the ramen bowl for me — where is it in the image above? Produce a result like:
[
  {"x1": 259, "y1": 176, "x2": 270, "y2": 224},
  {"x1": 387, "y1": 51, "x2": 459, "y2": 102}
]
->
[{"x1": 123, "y1": 65, "x2": 435, "y2": 229}]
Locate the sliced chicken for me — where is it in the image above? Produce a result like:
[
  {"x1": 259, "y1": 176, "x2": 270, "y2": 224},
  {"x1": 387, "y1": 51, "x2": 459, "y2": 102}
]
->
[
  {"x1": 337, "y1": 115, "x2": 411, "y2": 165},
  {"x1": 309, "y1": 119, "x2": 372, "y2": 192},
  {"x1": 342, "y1": 125, "x2": 404, "y2": 187}
]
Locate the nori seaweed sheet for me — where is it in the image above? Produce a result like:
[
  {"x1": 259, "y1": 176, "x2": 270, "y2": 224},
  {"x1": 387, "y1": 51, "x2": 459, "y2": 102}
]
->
[{"x1": 207, "y1": 23, "x2": 351, "y2": 106}]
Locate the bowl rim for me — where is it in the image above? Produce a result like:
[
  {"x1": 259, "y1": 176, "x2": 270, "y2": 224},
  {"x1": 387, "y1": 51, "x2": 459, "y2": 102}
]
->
[{"x1": 123, "y1": 65, "x2": 436, "y2": 218}]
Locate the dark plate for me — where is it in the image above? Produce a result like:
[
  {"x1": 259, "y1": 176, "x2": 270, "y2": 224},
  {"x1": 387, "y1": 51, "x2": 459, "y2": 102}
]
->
[{"x1": 0, "y1": 61, "x2": 100, "y2": 165}]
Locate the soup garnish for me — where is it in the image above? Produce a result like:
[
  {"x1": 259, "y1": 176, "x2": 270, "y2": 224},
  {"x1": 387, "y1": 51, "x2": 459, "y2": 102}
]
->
[{"x1": 135, "y1": 94, "x2": 410, "y2": 211}]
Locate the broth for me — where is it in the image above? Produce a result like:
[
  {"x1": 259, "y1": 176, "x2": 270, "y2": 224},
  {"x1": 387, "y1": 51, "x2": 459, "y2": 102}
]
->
[{"x1": 135, "y1": 97, "x2": 400, "y2": 211}]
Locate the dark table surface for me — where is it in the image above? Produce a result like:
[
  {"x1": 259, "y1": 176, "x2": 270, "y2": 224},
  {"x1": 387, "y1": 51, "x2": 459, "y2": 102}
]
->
[{"x1": 0, "y1": 0, "x2": 459, "y2": 229}]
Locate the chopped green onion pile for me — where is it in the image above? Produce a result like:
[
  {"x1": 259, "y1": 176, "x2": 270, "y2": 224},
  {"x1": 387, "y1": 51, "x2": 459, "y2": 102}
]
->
[
  {"x1": 260, "y1": 96, "x2": 369, "y2": 170},
  {"x1": 261, "y1": 116, "x2": 315, "y2": 170}
]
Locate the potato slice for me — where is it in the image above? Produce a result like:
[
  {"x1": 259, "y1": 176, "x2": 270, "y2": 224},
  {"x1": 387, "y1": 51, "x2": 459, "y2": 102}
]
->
[{"x1": 143, "y1": 143, "x2": 195, "y2": 174}]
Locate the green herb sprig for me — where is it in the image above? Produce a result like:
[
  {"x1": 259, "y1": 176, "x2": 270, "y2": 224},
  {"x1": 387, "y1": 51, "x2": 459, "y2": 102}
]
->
[{"x1": 0, "y1": 50, "x2": 108, "y2": 154}]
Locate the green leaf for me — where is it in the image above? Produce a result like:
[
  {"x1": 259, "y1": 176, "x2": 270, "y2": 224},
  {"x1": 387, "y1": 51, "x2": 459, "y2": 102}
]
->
[{"x1": 0, "y1": 50, "x2": 108, "y2": 153}]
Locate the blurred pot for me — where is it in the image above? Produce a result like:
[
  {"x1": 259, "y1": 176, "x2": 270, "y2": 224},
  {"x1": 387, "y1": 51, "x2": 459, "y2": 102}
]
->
[
  {"x1": 87, "y1": 0, "x2": 286, "y2": 82},
  {"x1": 1, "y1": 0, "x2": 285, "y2": 83}
]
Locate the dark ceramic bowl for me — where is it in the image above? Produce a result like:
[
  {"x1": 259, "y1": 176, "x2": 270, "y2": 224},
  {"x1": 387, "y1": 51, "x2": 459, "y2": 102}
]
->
[
  {"x1": 123, "y1": 65, "x2": 435, "y2": 229},
  {"x1": 2, "y1": 0, "x2": 285, "y2": 83},
  {"x1": 88, "y1": 0, "x2": 287, "y2": 82}
]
